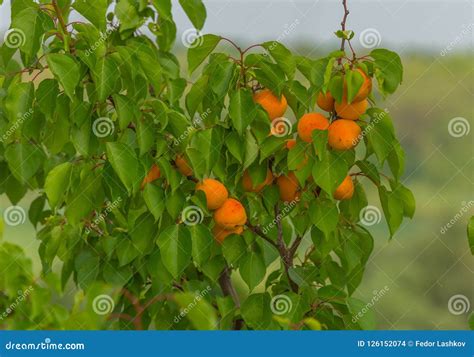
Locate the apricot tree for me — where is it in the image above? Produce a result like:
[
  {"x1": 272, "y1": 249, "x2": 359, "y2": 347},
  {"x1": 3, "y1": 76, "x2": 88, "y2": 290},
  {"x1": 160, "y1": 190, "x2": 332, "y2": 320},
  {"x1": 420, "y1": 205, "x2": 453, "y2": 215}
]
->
[{"x1": 0, "y1": 0, "x2": 414, "y2": 330}]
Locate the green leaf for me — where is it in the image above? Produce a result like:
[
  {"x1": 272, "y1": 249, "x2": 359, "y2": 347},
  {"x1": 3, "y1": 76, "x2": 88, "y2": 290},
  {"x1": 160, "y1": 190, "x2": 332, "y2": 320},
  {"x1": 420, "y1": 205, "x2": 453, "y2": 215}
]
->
[
  {"x1": 112, "y1": 94, "x2": 141, "y2": 130},
  {"x1": 106, "y1": 142, "x2": 142, "y2": 194},
  {"x1": 222, "y1": 234, "x2": 247, "y2": 266},
  {"x1": 10, "y1": 7, "x2": 53, "y2": 62},
  {"x1": 72, "y1": 0, "x2": 108, "y2": 30},
  {"x1": 143, "y1": 184, "x2": 166, "y2": 221},
  {"x1": 46, "y1": 54, "x2": 81, "y2": 100},
  {"x1": 312, "y1": 151, "x2": 347, "y2": 196},
  {"x1": 92, "y1": 56, "x2": 120, "y2": 102},
  {"x1": 345, "y1": 69, "x2": 364, "y2": 103},
  {"x1": 174, "y1": 291, "x2": 217, "y2": 330},
  {"x1": 229, "y1": 89, "x2": 258, "y2": 136},
  {"x1": 44, "y1": 162, "x2": 72, "y2": 209},
  {"x1": 36, "y1": 79, "x2": 58, "y2": 119},
  {"x1": 179, "y1": 0, "x2": 206, "y2": 30},
  {"x1": 347, "y1": 297, "x2": 376, "y2": 330},
  {"x1": 468, "y1": 216, "x2": 474, "y2": 255},
  {"x1": 116, "y1": 0, "x2": 141, "y2": 31},
  {"x1": 4, "y1": 82, "x2": 34, "y2": 122},
  {"x1": 309, "y1": 198, "x2": 339, "y2": 237},
  {"x1": 378, "y1": 186, "x2": 404, "y2": 237},
  {"x1": 241, "y1": 293, "x2": 272, "y2": 329},
  {"x1": 390, "y1": 181, "x2": 416, "y2": 219},
  {"x1": 355, "y1": 160, "x2": 380, "y2": 185},
  {"x1": 157, "y1": 225, "x2": 192, "y2": 279},
  {"x1": 239, "y1": 252, "x2": 266, "y2": 291},
  {"x1": 4, "y1": 142, "x2": 44, "y2": 184},
  {"x1": 189, "y1": 224, "x2": 213, "y2": 267},
  {"x1": 387, "y1": 140, "x2": 405, "y2": 180},
  {"x1": 365, "y1": 108, "x2": 396, "y2": 164},
  {"x1": 262, "y1": 41, "x2": 296, "y2": 79},
  {"x1": 370, "y1": 49, "x2": 403, "y2": 95},
  {"x1": 187, "y1": 34, "x2": 221, "y2": 74}
]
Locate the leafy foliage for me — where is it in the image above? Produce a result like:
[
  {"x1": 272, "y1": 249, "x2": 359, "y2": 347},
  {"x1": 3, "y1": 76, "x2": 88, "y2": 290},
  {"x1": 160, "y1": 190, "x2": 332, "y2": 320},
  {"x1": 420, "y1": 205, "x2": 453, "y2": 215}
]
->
[{"x1": 0, "y1": 0, "x2": 414, "y2": 330}]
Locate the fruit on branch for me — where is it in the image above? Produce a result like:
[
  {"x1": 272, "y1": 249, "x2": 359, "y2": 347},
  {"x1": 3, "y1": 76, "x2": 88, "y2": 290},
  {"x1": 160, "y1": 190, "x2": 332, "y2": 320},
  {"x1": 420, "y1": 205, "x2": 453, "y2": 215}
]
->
[
  {"x1": 253, "y1": 89, "x2": 288, "y2": 120},
  {"x1": 317, "y1": 91, "x2": 335, "y2": 112},
  {"x1": 141, "y1": 163, "x2": 161, "y2": 189},
  {"x1": 347, "y1": 68, "x2": 372, "y2": 102},
  {"x1": 333, "y1": 175, "x2": 354, "y2": 200},
  {"x1": 327, "y1": 119, "x2": 361, "y2": 150},
  {"x1": 212, "y1": 225, "x2": 244, "y2": 244},
  {"x1": 242, "y1": 169, "x2": 273, "y2": 193},
  {"x1": 213, "y1": 198, "x2": 248, "y2": 229},
  {"x1": 175, "y1": 155, "x2": 193, "y2": 177},
  {"x1": 335, "y1": 97, "x2": 368, "y2": 120},
  {"x1": 196, "y1": 178, "x2": 229, "y2": 210},
  {"x1": 277, "y1": 172, "x2": 300, "y2": 202},
  {"x1": 297, "y1": 113, "x2": 330, "y2": 143}
]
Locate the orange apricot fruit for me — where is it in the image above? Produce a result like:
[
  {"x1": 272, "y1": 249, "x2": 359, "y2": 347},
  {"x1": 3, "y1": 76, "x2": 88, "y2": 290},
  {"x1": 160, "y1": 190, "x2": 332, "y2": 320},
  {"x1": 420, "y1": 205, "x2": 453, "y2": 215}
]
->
[
  {"x1": 334, "y1": 97, "x2": 368, "y2": 120},
  {"x1": 286, "y1": 139, "x2": 297, "y2": 149},
  {"x1": 277, "y1": 172, "x2": 300, "y2": 202},
  {"x1": 175, "y1": 155, "x2": 193, "y2": 176},
  {"x1": 297, "y1": 113, "x2": 330, "y2": 143},
  {"x1": 141, "y1": 163, "x2": 161, "y2": 189},
  {"x1": 213, "y1": 198, "x2": 248, "y2": 229},
  {"x1": 196, "y1": 178, "x2": 229, "y2": 210},
  {"x1": 253, "y1": 89, "x2": 288, "y2": 121},
  {"x1": 334, "y1": 175, "x2": 354, "y2": 200},
  {"x1": 317, "y1": 91, "x2": 335, "y2": 112},
  {"x1": 242, "y1": 169, "x2": 273, "y2": 193},
  {"x1": 212, "y1": 225, "x2": 244, "y2": 244},
  {"x1": 327, "y1": 119, "x2": 361, "y2": 151}
]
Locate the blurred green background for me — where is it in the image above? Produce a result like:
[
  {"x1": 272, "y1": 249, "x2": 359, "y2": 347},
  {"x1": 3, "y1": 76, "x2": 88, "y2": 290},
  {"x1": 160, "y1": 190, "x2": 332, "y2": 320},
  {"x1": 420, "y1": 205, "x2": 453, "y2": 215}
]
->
[{"x1": 1, "y1": 0, "x2": 473, "y2": 330}]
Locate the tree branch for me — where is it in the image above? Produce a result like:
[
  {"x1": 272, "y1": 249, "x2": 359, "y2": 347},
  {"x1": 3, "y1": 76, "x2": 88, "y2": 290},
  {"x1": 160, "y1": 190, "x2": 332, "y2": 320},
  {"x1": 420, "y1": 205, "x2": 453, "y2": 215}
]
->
[
  {"x1": 246, "y1": 221, "x2": 278, "y2": 249},
  {"x1": 218, "y1": 267, "x2": 244, "y2": 330}
]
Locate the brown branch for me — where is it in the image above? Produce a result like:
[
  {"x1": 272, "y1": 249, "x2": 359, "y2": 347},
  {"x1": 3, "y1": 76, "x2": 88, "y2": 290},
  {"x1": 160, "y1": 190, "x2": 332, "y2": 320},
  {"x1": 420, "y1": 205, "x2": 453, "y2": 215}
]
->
[
  {"x1": 246, "y1": 221, "x2": 278, "y2": 249},
  {"x1": 218, "y1": 267, "x2": 244, "y2": 330},
  {"x1": 339, "y1": 0, "x2": 350, "y2": 52}
]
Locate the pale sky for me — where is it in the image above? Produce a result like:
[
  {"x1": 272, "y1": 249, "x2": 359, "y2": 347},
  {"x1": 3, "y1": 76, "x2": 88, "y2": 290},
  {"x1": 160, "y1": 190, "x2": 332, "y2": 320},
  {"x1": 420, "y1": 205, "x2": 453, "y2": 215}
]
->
[{"x1": 1, "y1": 0, "x2": 472, "y2": 53}]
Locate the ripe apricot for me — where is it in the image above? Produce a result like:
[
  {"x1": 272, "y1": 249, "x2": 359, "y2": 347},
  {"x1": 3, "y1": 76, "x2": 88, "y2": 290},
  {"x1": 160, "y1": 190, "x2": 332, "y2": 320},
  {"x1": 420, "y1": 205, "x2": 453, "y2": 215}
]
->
[
  {"x1": 253, "y1": 89, "x2": 288, "y2": 121},
  {"x1": 334, "y1": 175, "x2": 354, "y2": 200},
  {"x1": 196, "y1": 178, "x2": 229, "y2": 210},
  {"x1": 141, "y1": 163, "x2": 161, "y2": 189},
  {"x1": 175, "y1": 155, "x2": 193, "y2": 176},
  {"x1": 214, "y1": 198, "x2": 248, "y2": 229},
  {"x1": 347, "y1": 68, "x2": 372, "y2": 102},
  {"x1": 212, "y1": 225, "x2": 244, "y2": 244},
  {"x1": 242, "y1": 169, "x2": 273, "y2": 193},
  {"x1": 334, "y1": 97, "x2": 368, "y2": 120},
  {"x1": 317, "y1": 91, "x2": 335, "y2": 112},
  {"x1": 328, "y1": 119, "x2": 361, "y2": 151},
  {"x1": 277, "y1": 172, "x2": 300, "y2": 202},
  {"x1": 297, "y1": 113, "x2": 329, "y2": 143},
  {"x1": 286, "y1": 139, "x2": 296, "y2": 149}
]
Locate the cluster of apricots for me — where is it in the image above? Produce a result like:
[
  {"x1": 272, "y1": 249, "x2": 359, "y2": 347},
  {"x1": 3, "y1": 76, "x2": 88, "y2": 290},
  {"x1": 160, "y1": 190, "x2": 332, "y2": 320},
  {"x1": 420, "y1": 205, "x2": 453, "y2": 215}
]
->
[
  {"x1": 196, "y1": 179, "x2": 247, "y2": 243},
  {"x1": 253, "y1": 68, "x2": 372, "y2": 202},
  {"x1": 142, "y1": 159, "x2": 248, "y2": 243}
]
